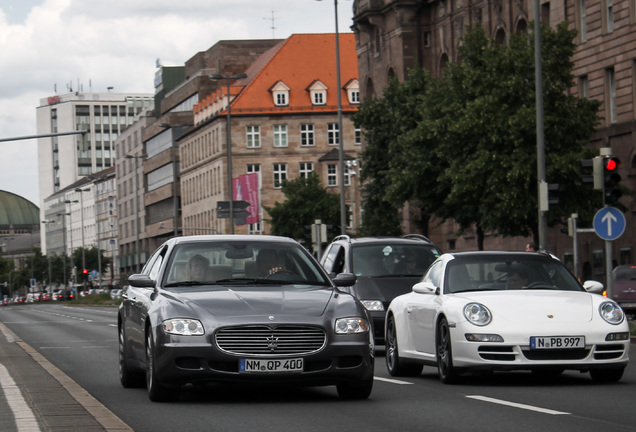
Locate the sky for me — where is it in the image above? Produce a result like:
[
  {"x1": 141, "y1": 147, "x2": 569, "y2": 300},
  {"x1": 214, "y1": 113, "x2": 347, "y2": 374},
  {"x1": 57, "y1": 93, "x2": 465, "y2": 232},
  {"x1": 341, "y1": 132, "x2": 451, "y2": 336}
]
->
[{"x1": 0, "y1": 0, "x2": 355, "y2": 206}]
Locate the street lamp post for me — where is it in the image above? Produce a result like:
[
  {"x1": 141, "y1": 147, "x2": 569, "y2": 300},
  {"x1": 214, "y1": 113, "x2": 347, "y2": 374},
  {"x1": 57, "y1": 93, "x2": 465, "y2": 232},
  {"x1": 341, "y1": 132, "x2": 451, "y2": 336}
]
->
[
  {"x1": 317, "y1": 0, "x2": 347, "y2": 234},
  {"x1": 64, "y1": 200, "x2": 78, "y2": 285},
  {"x1": 209, "y1": 72, "x2": 248, "y2": 234},
  {"x1": 124, "y1": 154, "x2": 146, "y2": 273},
  {"x1": 346, "y1": 160, "x2": 357, "y2": 230},
  {"x1": 74, "y1": 187, "x2": 90, "y2": 288}
]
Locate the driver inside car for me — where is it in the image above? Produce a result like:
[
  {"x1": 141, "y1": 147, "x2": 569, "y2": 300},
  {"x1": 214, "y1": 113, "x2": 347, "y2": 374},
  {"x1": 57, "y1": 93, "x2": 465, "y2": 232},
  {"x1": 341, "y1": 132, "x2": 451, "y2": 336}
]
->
[
  {"x1": 256, "y1": 248, "x2": 286, "y2": 277},
  {"x1": 188, "y1": 254, "x2": 211, "y2": 281}
]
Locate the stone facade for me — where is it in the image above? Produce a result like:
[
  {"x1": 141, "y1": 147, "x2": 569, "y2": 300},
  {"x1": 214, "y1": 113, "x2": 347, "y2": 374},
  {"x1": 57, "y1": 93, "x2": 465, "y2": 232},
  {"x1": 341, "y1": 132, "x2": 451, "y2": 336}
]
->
[{"x1": 352, "y1": 0, "x2": 635, "y2": 282}]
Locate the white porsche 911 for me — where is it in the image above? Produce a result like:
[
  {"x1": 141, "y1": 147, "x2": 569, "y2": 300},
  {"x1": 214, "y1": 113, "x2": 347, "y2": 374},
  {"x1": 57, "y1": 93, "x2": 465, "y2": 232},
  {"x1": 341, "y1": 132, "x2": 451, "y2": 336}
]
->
[{"x1": 385, "y1": 251, "x2": 630, "y2": 383}]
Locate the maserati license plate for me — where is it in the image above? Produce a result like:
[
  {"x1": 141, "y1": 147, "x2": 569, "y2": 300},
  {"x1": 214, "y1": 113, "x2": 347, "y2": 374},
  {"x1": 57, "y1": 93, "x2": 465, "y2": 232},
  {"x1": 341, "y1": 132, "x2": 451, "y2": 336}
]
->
[{"x1": 239, "y1": 358, "x2": 304, "y2": 373}]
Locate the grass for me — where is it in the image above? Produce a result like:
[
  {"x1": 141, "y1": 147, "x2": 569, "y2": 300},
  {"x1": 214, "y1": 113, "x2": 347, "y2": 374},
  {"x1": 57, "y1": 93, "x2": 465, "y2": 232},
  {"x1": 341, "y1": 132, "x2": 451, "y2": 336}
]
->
[{"x1": 71, "y1": 293, "x2": 122, "y2": 307}]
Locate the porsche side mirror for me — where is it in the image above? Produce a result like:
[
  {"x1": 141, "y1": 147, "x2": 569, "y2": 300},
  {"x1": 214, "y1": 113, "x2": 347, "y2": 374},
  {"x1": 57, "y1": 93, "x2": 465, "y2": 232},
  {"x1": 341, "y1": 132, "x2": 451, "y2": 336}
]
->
[{"x1": 413, "y1": 281, "x2": 437, "y2": 294}]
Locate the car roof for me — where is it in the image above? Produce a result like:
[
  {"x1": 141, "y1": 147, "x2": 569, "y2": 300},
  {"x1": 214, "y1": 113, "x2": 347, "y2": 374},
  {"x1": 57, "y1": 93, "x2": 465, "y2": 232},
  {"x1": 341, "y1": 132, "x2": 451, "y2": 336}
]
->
[
  {"x1": 329, "y1": 234, "x2": 436, "y2": 246},
  {"x1": 170, "y1": 235, "x2": 299, "y2": 245},
  {"x1": 443, "y1": 251, "x2": 558, "y2": 260}
]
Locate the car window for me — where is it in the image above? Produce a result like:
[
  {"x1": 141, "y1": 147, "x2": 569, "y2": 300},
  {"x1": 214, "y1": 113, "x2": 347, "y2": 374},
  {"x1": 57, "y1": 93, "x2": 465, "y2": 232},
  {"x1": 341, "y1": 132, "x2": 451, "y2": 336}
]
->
[
  {"x1": 613, "y1": 265, "x2": 636, "y2": 281},
  {"x1": 162, "y1": 240, "x2": 330, "y2": 286},
  {"x1": 322, "y1": 244, "x2": 345, "y2": 274},
  {"x1": 352, "y1": 243, "x2": 439, "y2": 277},
  {"x1": 423, "y1": 260, "x2": 443, "y2": 288},
  {"x1": 445, "y1": 256, "x2": 584, "y2": 294}
]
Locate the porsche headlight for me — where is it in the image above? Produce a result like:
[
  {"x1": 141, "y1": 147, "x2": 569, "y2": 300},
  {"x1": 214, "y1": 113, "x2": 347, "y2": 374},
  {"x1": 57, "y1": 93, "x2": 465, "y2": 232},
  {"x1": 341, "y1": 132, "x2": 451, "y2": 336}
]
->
[
  {"x1": 335, "y1": 317, "x2": 370, "y2": 334},
  {"x1": 463, "y1": 303, "x2": 492, "y2": 326},
  {"x1": 162, "y1": 318, "x2": 205, "y2": 336},
  {"x1": 599, "y1": 302, "x2": 624, "y2": 325},
  {"x1": 360, "y1": 300, "x2": 384, "y2": 311}
]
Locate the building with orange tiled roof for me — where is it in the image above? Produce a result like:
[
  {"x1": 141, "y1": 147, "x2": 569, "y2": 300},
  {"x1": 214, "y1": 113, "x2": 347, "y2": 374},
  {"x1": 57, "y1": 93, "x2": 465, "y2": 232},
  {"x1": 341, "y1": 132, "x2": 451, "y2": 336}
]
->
[{"x1": 180, "y1": 33, "x2": 362, "y2": 236}]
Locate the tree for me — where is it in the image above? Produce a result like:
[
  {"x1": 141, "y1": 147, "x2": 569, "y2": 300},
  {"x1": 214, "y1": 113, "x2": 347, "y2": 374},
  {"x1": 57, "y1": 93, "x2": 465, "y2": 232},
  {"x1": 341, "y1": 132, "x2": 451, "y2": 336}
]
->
[
  {"x1": 356, "y1": 22, "x2": 601, "y2": 248},
  {"x1": 264, "y1": 173, "x2": 342, "y2": 249}
]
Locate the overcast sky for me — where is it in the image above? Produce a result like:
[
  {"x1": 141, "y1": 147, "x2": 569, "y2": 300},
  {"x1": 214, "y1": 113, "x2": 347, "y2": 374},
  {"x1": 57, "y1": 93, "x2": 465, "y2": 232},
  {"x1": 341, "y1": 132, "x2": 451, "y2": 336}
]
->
[{"x1": 0, "y1": 0, "x2": 355, "y2": 205}]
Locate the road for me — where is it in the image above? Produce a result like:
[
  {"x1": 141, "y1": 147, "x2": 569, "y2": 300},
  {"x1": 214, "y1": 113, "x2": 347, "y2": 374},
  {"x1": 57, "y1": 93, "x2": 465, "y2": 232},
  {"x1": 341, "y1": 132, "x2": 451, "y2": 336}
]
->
[{"x1": 1, "y1": 303, "x2": 635, "y2": 432}]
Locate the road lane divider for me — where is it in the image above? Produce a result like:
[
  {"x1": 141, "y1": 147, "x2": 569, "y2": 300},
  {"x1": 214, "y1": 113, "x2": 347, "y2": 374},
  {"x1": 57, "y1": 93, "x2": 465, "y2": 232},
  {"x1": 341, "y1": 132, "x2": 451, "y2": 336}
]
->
[{"x1": 467, "y1": 395, "x2": 570, "y2": 415}]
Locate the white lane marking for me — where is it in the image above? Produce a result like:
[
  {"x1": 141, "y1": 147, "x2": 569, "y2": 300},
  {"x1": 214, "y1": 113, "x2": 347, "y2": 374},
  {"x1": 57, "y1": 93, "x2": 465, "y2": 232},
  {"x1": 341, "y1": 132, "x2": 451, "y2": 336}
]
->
[
  {"x1": 0, "y1": 362, "x2": 42, "y2": 432},
  {"x1": 467, "y1": 395, "x2": 570, "y2": 415},
  {"x1": 374, "y1": 376, "x2": 414, "y2": 385}
]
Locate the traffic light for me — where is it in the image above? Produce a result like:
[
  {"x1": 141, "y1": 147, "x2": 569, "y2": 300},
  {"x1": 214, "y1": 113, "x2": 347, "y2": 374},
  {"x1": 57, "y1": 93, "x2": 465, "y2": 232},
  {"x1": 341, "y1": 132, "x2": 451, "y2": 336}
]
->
[
  {"x1": 82, "y1": 269, "x2": 89, "y2": 276},
  {"x1": 603, "y1": 157, "x2": 622, "y2": 205}
]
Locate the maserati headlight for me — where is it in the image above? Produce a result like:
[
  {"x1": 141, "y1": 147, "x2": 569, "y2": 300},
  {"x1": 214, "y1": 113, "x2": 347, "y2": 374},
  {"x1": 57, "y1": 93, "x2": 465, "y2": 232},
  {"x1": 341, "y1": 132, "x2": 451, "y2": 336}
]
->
[
  {"x1": 162, "y1": 318, "x2": 205, "y2": 336},
  {"x1": 599, "y1": 301, "x2": 624, "y2": 325},
  {"x1": 463, "y1": 303, "x2": 492, "y2": 326},
  {"x1": 360, "y1": 300, "x2": 384, "y2": 311},
  {"x1": 335, "y1": 317, "x2": 370, "y2": 334}
]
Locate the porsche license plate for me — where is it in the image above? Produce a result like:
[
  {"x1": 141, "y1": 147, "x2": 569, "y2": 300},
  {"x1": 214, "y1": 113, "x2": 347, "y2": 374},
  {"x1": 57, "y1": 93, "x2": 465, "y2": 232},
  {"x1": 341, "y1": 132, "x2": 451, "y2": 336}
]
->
[
  {"x1": 530, "y1": 336, "x2": 585, "y2": 349},
  {"x1": 239, "y1": 358, "x2": 304, "y2": 373}
]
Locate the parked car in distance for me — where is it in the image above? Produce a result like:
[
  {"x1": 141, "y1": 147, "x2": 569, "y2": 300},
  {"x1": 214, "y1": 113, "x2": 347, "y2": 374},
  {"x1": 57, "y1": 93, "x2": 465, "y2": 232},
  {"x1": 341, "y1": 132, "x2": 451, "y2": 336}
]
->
[
  {"x1": 385, "y1": 251, "x2": 630, "y2": 383},
  {"x1": 612, "y1": 265, "x2": 636, "y2": 316},
  {"x1": 320, "y1": 235, "x2": 441, "y2": 345},
  {"x1": 119, "y1": 235, "x2": 375, "y2": 402}
]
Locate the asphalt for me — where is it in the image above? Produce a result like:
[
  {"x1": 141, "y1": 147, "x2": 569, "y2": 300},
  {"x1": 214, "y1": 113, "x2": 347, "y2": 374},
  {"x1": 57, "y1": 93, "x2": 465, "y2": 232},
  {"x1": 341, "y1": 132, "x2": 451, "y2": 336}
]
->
[{"x1": 0, "y1": 322, "x2": 132, "y2": 432}]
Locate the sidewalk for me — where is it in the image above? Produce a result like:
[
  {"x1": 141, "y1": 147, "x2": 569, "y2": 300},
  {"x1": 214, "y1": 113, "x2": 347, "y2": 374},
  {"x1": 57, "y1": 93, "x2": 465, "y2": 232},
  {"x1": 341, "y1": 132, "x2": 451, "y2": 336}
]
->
[{"x1": 0, "y1": 322, "x2": 132, "y2": 432}]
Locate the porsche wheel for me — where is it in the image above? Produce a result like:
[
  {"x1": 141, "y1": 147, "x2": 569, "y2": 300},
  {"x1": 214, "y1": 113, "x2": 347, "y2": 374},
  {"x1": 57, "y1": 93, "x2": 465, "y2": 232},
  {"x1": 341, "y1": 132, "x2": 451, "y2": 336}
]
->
[
  {"x1": 146, "y1": 331, "x2": 178, "y2": 402},
  {"x1": 119, "y1": 325, "x2": 144, "y2": 388},
  {"x1": 436, "y1": 317, "x2": 459, "y2": 384},
  {"x1": 385, "y1": 314, "x2": 423, "y2": 377}
]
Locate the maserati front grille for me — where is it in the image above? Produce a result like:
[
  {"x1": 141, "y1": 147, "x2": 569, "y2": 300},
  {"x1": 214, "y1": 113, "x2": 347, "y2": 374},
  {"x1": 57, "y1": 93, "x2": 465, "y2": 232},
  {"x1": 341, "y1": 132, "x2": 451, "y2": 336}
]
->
[{"x1": 215, "y1": 325, "x2": 326, "y2": 356}]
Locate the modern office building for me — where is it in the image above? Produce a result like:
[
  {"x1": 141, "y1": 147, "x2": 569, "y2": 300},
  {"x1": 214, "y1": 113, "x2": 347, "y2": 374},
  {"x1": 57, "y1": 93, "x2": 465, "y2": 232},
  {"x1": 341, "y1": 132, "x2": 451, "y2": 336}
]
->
[{"x1": 36, "y1": 89, "x2": 153, "y2": 251}]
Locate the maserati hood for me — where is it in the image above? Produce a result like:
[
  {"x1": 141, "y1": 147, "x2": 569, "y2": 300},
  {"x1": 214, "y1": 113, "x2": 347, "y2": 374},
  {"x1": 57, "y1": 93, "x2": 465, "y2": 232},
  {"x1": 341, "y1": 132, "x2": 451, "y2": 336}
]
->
[{"x1": 168, "y1": 285, "x2": 334, "y2": 317}]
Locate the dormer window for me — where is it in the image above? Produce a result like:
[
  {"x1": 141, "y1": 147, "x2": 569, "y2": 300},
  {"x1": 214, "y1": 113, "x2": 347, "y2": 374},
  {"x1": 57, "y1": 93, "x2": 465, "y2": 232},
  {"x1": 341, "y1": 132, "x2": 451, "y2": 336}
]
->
[
  {"x1": 270, "y1": 81, "x2": 290, "y2": 107},
  {"x1": 308, "y1": 81, "x2": 328, "y2": 106},
  {"x1": 345, "y1": 79, "x2": 360, "y2": 104}
]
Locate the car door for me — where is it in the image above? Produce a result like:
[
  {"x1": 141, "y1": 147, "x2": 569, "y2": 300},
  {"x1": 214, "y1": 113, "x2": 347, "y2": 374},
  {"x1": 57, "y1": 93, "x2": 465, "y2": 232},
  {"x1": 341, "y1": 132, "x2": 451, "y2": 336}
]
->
[
  {"x1": 124, "y1": 245, "x2": 167, "y2": 361},
  {"x1": 409, "y1": 260, "x2": 444, "y2": 357}
]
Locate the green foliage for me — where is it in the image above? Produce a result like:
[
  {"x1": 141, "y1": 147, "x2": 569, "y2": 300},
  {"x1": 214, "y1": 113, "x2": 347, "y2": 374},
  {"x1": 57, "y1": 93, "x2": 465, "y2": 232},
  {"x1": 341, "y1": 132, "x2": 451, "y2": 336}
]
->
[
  {"x1": 355, "y1": 22, "x2": 601, "y2": 246},
  {"x1": 264, "y1": 173, "x2": 342, "y2": 249}
]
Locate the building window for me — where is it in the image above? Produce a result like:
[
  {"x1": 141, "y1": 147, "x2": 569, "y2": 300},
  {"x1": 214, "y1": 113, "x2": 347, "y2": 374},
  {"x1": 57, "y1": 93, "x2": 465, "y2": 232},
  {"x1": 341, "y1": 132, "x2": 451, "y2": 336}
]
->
[
  {"x1": 300, "y1": 124, "x2": 315, "y2": 146},
  {"x1": 273, "y1": 125, "x2": 288, "y2": 147},
  {"x1": 246, "y1": 125, "x2": 260, "y2": 148},
  {"x1": 423, "y1": 31, "x2": 431, "y2": 47},
  {"x1": 275, "y1": 92, "x2": 288, "y2": 106},
  {"x1": 327, "y1": 164, "x2": 337, "y2": 186},
  {"x1": 299, "y1": 162, "x2": 314, "y2": 178},
  {"x1": 273, "y1": 163, "x2": 287, "y2": 188},
  {"x1": 606, "y1": 68, "x2": 617, "y2": 124},
  {"x1": 355, "y1": 126, "x2": 362, "y2": 145},
  {"x1": 578, "y1": 0, "x2": 587, "y2": 42},
  {"x1": 328, "y1": 123, "x2": 339, "y2": 145},
  {"x1": 309, "y1": 81, "x2": 328, "y2": 106},
  {"x1": 603, "y1": 0, "x2": 614, "y2": 33},
  {"x1": 579, "y1": 75, "x2": 589, "y2": 99}
]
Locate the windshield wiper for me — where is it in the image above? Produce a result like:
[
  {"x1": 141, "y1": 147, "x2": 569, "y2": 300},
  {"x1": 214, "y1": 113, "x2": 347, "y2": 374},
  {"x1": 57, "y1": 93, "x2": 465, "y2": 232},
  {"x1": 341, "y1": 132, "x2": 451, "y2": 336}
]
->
[{"x1": 164, "y1": 280, "x2": 209, "y2": 287}]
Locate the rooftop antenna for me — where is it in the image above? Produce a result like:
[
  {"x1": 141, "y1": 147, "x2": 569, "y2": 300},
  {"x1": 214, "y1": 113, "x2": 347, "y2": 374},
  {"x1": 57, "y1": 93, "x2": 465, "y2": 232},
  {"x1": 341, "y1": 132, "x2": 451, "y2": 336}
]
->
[{"x1": 264, "y1": 11, "x2": 276, "y2": 38}]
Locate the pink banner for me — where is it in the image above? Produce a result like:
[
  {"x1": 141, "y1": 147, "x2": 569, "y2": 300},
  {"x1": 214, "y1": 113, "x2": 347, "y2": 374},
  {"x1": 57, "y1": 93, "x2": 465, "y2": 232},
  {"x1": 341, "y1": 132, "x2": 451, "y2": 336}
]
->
[{"x1": 233, "y1": 173, "x2": 260, "y2": 225}]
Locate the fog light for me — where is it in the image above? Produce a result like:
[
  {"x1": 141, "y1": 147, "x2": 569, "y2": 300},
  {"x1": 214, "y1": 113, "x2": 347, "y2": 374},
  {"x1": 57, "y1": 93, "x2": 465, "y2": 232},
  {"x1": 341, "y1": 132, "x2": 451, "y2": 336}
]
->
[
  {"x1": 465, "y1": 333, "x2": 504, "y2": 342},
  {"x1": 605, "y1": 332, "x2": 629, "y2": 341}
]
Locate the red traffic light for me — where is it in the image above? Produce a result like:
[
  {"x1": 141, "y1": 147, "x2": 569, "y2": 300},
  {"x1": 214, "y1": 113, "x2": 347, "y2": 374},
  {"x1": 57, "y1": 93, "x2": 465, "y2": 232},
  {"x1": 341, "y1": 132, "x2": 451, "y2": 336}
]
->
[
  {"x1": 604, "y1": 157, "x2": 620, "y2": 171},
  {"x1": 82, "y1": 269, "x2": 88, "y2": 275}
]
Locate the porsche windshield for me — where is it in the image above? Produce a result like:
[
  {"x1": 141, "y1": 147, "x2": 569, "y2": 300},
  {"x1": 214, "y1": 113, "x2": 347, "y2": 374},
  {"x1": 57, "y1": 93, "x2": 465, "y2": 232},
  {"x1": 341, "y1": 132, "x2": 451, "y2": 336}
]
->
[
  {"x1": 445, "y1": 256, "x2": 584, "y2": 294},
  {"x1": 162, "y1": 241, "x2": 330, "y2": 287}
]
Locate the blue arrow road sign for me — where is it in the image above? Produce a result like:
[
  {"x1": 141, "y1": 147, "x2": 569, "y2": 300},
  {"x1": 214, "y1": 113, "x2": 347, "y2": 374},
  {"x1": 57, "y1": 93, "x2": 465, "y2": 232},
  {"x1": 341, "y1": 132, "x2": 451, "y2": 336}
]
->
[{"x1": 593, "y1": 207, "x2": 626, "y2": 241}]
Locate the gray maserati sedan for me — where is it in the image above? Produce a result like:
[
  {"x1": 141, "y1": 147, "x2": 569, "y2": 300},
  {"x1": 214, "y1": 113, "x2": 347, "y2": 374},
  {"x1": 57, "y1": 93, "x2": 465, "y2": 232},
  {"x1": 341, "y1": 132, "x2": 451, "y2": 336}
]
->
[{"x1": 118, "y1": 235, "x2": 374, "y2": 402}]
